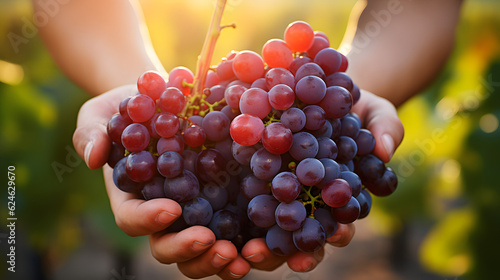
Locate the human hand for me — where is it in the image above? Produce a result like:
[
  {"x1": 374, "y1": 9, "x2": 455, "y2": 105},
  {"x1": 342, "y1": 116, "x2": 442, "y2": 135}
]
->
[{"x1": 72, "y1": 85, "x2": 251, "y2": 279}]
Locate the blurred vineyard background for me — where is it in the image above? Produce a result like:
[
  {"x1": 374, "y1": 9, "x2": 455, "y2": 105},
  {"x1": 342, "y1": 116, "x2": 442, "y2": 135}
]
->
[{"x1": 0, "y1": 0, "x2": 499, "y2": 279}]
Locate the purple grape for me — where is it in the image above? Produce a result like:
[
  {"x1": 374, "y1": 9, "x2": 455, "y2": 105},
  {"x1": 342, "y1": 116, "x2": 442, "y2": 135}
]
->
[
  {"x1": 112, "y1": 157, "x2": 144, "y2": 194},
  {"x1": 314, "y1": 208, "x2": 338, "y2": 238},
  {"x1": 355, "y1": 129, "x2": 375, "y2": 156},
  {"x1": 241, "y1": 174, "x2": 270, "y2": 200},
  {"x1": 125, "y1": 151, "x2": 156, "y2": 182},
  {"x1": 266, "y1": 225, "x2": 298, "y2": 256},
  {"x1": 365, "y1": 167, "x2": 398, "y2": 197},
  {"x1": 316, "y1": 137, "x2": 338, "y2": 159},
  {"x1": 296, "y1": 158, "x2": 325, "y2": 187},
  {"x1": 209, "y1": 210, "x2": 241, "y2": 240},
  {"x1": 271, "y1": 172, "x2": 301, "y2": 203},
  {"x1": 340, "y1": 171, "x2": 362, "y2": 197},
  {"x1": 200, "y1": 183, "x2": 228, "y2": 211},
  {"x1": 292, "y1": 218, "x2": 326, "y2": 253},
  {"x1": 331, "y1": 196, "x2": 360, "y2": 224},
  {"x1": 281, "y1": 107, "x2": 306, "y2": 133},
  {"x1": 317, "y1": 158, "x2": 342, "y2": 189},
  {"x1": 157, "y1": 151, "x2": 184, "y2": 178},
  {"x1": 336, "y1": 136, "x2": 358, "y2": 163},
  {"x1": 183, "y1": 197, "x2": 213, "y2": 226},
  {"x1": 303, "y1": 105, "x2": 326, "y2": 131},
  {"x1": 107, "y1": 142, "x2": 125, "y2": 168},
  {"x1": 196, "y1": 148, "x2": 227, "y2": 183},
  {"x1": 250, "y1": 148, "x2": 281, "y2": 180},
  {"x1": 275, "y1": 200, "x2": 307, "y2": 231},
  {"x1": 142, "y1": 176, "x2": 166, "y2": 200},
  {"x1": 356, "y1": 189, "x2": 372, "y2": 219},
  {"x1": 164, "y1": 170, "x2": 200, "y2": 203},
  {"x1": 289, "y1": 132, "x2": 319, "y2": 161},
  {"x1": 202, "y1": 111, "x2": 230, "y2": 141},
  {"x1": 340, "y1": 114, "x2": 361, "y2": 138},
  {"x1": 247, "y1": 194, "x2": 279, "y2": 228},
  {"x1": 295, "y1": 75, "x2": 327, "y2": 104}
]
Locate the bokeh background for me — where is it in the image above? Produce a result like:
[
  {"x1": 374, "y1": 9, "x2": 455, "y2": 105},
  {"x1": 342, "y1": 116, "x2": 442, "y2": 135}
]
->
[{"x1": 1, "y1": 0, "x2": 499, "y2": 279}]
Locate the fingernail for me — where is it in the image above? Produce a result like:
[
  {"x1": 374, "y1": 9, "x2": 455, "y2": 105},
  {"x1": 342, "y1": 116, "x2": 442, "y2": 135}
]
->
[
  {"x1": 382, "y1": 134, "x2": 394, "y2": 160},
  {"x1": 229, "y1": 271, "x2": 244, "y2": 279},
  {"x1": 212, "y1": 253, "x2": 231, "y2": 268},
  {"x1": 84, "y1": 140, "x2": 94, "y2": 166},
  {"x1": 304, "y1": 262, "x2": 315, "y2": 272},
  {"x1": 192, "y1": 240, "x2": 214, "y2": 251},
  {"x1": 155, "y1": 211, "x2": 178, "y2": 225},
  {"x1": 245, "y1": 252, "x2": 264, "y2": 263}
]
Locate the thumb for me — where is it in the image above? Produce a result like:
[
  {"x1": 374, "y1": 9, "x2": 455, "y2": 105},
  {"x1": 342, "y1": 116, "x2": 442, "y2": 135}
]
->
[
  {"x1": 73, "y1": 84, "x2": 137, "y2": 169},
  {"x1": 352, "y1": 90, "x2": 404, "y2": 163}
]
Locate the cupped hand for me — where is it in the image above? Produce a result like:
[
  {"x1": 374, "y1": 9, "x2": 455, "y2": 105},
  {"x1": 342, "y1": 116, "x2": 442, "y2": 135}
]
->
[{"x1": 72, "y1": 85, "x2": 251, "y2": 279}]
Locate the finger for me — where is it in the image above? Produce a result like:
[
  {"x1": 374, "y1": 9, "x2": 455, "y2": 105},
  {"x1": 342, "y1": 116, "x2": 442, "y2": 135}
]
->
[
  {"x1": 326, "y1": 223, "x2": 356, "y2": 247},
  {"x1": 286, "y1": 248, "x2": 325, "y2": 273},
  {"x1": 217, "y1": 255, "x2": 252, "y2": 279},
  {"x1": 352, "y1": 90, "x2": 404, "y2": 162},
  {"x1": 103, "y1": 165, "x2": 182, "y2": 236},
  {"x1": 149, "y1": 226, "x2": 215, "y2": 264},
  {"x1": 177, "y1": 240, "x2": 238, "y2": 279},
  {"x1": 73, "y1": 84, "x2": 137, "y2": 169},
  {"x1": 241, "y1": 238, "x2": 286, "y2": 271}
]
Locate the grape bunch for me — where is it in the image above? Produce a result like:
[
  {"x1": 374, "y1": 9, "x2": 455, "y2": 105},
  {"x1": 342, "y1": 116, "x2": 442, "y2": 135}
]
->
[{"x1": 106, "y1": 21, "x2": 397, "y2": 255}]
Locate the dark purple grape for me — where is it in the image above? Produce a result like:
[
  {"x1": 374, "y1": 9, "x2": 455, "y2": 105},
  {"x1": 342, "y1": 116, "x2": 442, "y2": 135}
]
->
[
  {"x1": 295, "y1": 75, "x2": 327, "y2": 104},
  {"x1": 340, "y1": 114, "x2": 361, "y2": 138},
  {"x1": 314, "y1": 208, "x2": 338, "y2": 238},
  {"x1": 214, "y1": 137, "x2": 234, "y2": 161},
  {"x1": 319, "y1": 86, "x2": 352, "y2": 119},
  {"x1": 331, "y1": 197, "x2": 360, "y2": 224},
  {"x1": 365, "y1": 167, "x2": 398, "y2": 197},
  {"x1": 354, "y1": 154, "x2": 385, "y2": 182},
  {"x1": 107, "y1": 142, "x2": 125, "y2": 168},
  {"x1": 142, "y1": 176, "x2": 166, "y2": 200},
  {"x1": 200, "y1": 183, "x2": 229, "y2": 211},
  {"x1": 316, "y1": 137, "x2": 338, "y2": 160},
  {"x1": 281, "y1": 107, "x2": 306, "y2": 133},
  {"x1": 209, "y1": 210, "x2": 241, "y2": 240},
  {"x1": 108, "y1": 113, "x2": 132, "y2": 143},
  {"x1": 325, "y1": 72, "x2": 353, "y2": 92},
  {"x1": 241, "y1": 174, "x2": 270, "y2": 200},
  {"x1": 356, "y1": 189, "x2": 372, "y2": 219},
  {"x1": 330, "y1": 118, "x2": 342, "y2": 139},
  {"x1": 310, "y1": 120, "x2": 333, "y2": 138},
  {"x1": 205, "y1": 84, "x2": 226, "y2": 104},
  {"x1": 182, "y1": 150, "x2": 198, "y2": 173},
  {"x1": 183, "y1": 197, "x2": 213, "y2": 226},
  {"x1": 271, "y1": 172, "x2": 301, "y2": 203},
  {"x1": 314, "y1": 48, "x2": 342, "y2": 75},
  {"x1": 336, "y1": 136, "x2": 357, "y2": 163},
  {"x1": 157, "y1": 151, "x2": 184, "y2": 178},
  {"x1": 125, "y1": 151, "x2": 156, "y2": 182},
  {"x1": 232, "y1": 141, "x2": 262, "y2": 166},
  {"x1": 250, "y1": 148, "x2": 281, "y2": 180},
  {"x1": 202, "y1": 111, "x2": 230, "y2": 141},
  {"x1": 303, "y1": 105, "x2": 326, "y2": 131},
  {"x1": 289, "y1": 132, "x2": 319, "y2": 161},
  {"x1": 275, "y1": 200, "x2": 307, "y2": 231},
  {"x1": 196, "y1": 148, "x2": 227, "y2": 183},
  {"x1": 164, "y1": 170, "x2": 200, "y2": 203},
  {"x1": 294, "y1": 62, "x2": 326, "y2": 82},
  {"x1": 266, "y1": 224, "x2": 298, "y2": 256},
  {"x1": 112, "y1": 157, "x2": 144, "y2": 194},
  {"x1": 355, "y1": 129, "x2": 376, "y2": 156},
  {"x1": 296, "y1": 158, "x2": 325, "y2": 187},
  {"x1": 340, "y1": 171, "x2": 362, "y2": 197},
  {"x1": 351, "y1": 84, "x2": 361, "y2": 104},
  {"x1": 221, "y1": 105, "x2": 240, "y2": 121},
  {"x1": 247, "y1": 194, "x2": 279, "y2": 228},
  {"x1": 292, "y1": 218, "x2": 326, "y2": 253},
  {"x1": 317, "y1": 158, "x2": 342, "y2": 189}
]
